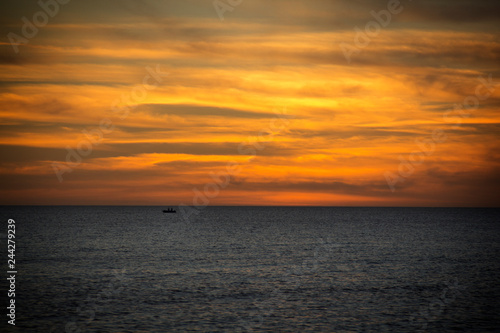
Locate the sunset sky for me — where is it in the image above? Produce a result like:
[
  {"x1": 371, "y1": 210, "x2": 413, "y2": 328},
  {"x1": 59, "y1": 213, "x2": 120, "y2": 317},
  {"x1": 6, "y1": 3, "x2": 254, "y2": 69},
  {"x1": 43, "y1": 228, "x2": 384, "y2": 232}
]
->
[{"x1": 1, "y1": 0, "x2": 499, "y2": 206}]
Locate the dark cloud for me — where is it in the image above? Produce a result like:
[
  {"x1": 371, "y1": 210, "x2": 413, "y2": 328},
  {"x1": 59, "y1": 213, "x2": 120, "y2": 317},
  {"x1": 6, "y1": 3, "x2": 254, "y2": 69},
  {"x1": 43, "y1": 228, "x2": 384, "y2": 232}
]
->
[
  {"x1": 423, "y1": 166, "x2": 500, "y2": 206},
  {"x1": 230, "y1": 179, "x2": 391, "y2": 196},
  {"x1": 0, "y1": 53, "x2": 29, "y2": 65},
  {"x1": 0, "y1": 141, "x2": 298, "y2": 166},
  {"x1": 138, "y1": 104, "x2": 291, "y2": 119},
  {"x1": 447, "y1": 123, "x2": 500, "y2": 137},
  {"x1": 0, "y1": 145, "x2": 120, "y2": 164},
  {"x1": 112, "y1": 142, "x2": 298, "y2": 157},
  {"x1": 0, "y1": 80, "x2": 124, "y2": 88},
  {"x1": 0, "y1": 97, "x2": 73, "y2": 115},
  {"x1": 288, "y1": 127, "x2": 421, "y2": 140},
  {"x1": 407, "y1": 0, "x2": 500, "y2": 23}
]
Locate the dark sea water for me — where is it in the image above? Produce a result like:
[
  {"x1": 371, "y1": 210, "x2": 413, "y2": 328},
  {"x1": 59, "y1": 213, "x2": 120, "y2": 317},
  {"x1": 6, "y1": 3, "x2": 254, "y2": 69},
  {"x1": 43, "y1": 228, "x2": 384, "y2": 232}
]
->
[{"x1": 0, "y1": 206, "x2": 499, "y2": 332}]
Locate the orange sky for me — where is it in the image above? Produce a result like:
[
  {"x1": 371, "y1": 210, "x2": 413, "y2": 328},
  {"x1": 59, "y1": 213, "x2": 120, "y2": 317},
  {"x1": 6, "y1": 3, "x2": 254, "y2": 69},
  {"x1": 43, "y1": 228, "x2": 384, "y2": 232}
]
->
[{"x1": 1, "y1": 0, "x2": 499, "y2": 206}]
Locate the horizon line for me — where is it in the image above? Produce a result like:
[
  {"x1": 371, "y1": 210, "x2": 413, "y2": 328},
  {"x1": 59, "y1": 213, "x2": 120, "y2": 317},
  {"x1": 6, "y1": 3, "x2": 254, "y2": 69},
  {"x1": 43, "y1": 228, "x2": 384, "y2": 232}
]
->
[{"x1": 1, "y1": 205, "x2": 499, "y2": 208}]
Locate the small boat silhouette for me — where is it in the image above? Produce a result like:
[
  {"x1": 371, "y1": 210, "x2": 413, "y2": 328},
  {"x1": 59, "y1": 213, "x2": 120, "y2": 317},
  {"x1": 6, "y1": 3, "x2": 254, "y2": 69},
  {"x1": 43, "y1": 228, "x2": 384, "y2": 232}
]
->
[{"x1": 163, "y1": 208, "x2": 176, "y2": 213}]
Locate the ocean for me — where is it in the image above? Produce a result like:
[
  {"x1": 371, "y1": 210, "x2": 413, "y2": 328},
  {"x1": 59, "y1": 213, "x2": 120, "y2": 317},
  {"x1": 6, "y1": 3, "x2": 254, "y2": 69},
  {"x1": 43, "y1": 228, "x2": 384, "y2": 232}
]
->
[{"x1": 0, "y1": 206, "x2": 499, "y2": 332}]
